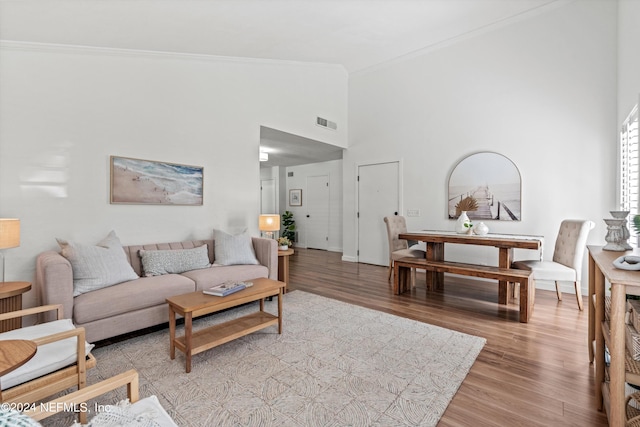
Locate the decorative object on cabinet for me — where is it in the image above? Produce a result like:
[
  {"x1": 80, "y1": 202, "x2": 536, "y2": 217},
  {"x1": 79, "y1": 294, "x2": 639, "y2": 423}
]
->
[
  {"x1": 474, "y1": 222, "x2": 489, "y2": 236},
  {"x1": 258, "y1": 214, "x2": 280, "y2": 239},
  {"x1": 512, "y1": 219, "x2": 594, "y2": 311},
  {"x1": 289, "y1": 189, "x2": 302, "y2": 206},
  {"x1": 603, "y1": 218, "x2": 628, "y2": 251},
  {"x1": 0, "y1": 219, "x2": 20, "y2": 282},
  {"x1": 455, "y1": 211, "x2": 472, "y2": 234},
  {"x1": 613, "y1": 255, "x2": 640, "y2": 270},
  {"x1": 610, "y1": 210, "x2": 633, "y2": 250},
  {"x1": 110, "y1": 156, "x2": 203, "y2": 206},
  {"x1": 448, "y1": 151, "x2": 521, "y2": 221}
]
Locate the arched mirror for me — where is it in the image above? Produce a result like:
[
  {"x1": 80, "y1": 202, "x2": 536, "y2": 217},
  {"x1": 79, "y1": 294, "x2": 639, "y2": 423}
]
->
[{"x1": 448, "y1": 152, "x2": 521, "y2": 221}]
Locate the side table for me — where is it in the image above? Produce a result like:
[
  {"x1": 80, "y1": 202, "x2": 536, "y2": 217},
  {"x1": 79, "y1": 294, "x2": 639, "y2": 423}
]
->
[
  {"x1": 0, "y1": 339, "x2": 37, "y2": 399},
  {"x1": 278, "y1": 248, "x2": 294, "y2": 292},
  {"x1": 0, "y1": 282, "x2": 31, "y2": 332}
]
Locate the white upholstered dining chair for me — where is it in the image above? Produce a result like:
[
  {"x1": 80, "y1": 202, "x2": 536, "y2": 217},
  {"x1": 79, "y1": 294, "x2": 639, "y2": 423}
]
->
[
  {"x1": 512, "y1": 219, "x2": 595, "y2": 311},
  {"x1": 384, "y1": 216, "x2": 425, "y2": 287}
]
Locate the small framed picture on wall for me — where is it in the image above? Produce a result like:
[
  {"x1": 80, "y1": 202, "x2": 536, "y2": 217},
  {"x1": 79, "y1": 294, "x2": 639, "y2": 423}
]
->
[{"x1": 289, "y1": 189, "x2": 302, "y2": 206}]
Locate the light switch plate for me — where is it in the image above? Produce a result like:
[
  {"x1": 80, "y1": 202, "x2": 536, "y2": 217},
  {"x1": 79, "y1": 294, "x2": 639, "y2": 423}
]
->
[{"x1": 406, "y1": 209, "x2": 420, "y2": 217}]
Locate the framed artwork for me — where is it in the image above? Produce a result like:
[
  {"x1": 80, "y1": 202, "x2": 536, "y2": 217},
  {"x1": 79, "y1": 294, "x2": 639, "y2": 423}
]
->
[
  {"x1": 110, "y1": 156, "x2": 203, "y2": 205},
  {"x1": 447, "y1": 152, "x2": 521, "y2": 221},
  {"x1": 289, "y1": 189, "x2": 302, "y2": 206}
]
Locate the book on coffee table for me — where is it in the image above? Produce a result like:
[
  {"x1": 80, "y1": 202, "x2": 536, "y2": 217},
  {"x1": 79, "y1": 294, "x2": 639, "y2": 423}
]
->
[{"x1": 203, "y1": 281, "x2": 247, "y2": 297}]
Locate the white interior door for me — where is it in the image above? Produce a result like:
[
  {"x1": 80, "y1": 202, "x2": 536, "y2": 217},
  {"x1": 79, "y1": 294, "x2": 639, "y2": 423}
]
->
[
  {"x1": 306, "y1": 175, "x2": 329, "y2": 250},
  {"x1": 358, "y1": 162, "x2": 400, "y2": 266},
  {"x1": 260, "y1": 178, "x2": 276, "y2": 214}
]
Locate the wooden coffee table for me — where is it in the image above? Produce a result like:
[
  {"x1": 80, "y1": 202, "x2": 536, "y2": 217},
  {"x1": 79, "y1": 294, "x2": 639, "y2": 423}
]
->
[{"x1": 166, "y1": 277, "x2": 285, "y2": 373}]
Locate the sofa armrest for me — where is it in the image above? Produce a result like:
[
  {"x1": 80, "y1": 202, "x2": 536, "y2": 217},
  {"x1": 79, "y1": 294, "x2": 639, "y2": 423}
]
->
[
  {"x1": 252, "y1": 237, "x2": 278, "y2": 280},
  {"x1": 36, "y1": 251, "x2": 74, "y2": 322}
]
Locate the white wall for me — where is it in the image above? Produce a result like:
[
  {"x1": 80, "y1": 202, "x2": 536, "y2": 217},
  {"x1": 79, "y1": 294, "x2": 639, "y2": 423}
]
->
[
  {"x1": 345, "y1": 0, "x2": 618, "y2": 292},
  {"x1": 618, "y1": 0, "x2": 640, "y2": 122},
  {"x1": 0, "y1": 43, "x2": 347, "y2": 307},
  {"x1": 285, "y1": 159, "x2": 343, "y2": 252}
]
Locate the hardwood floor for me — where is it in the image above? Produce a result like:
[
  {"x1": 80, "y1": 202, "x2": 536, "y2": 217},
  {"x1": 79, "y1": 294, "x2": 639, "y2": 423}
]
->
[{"x1": 288, "y1": 248, "x2": 609, "y2": 427}]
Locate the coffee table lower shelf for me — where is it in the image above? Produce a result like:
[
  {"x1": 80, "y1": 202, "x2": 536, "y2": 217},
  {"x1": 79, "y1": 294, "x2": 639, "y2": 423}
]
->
[{"x1": 173, "y1": 311, "x2": 279, "y2": 356}]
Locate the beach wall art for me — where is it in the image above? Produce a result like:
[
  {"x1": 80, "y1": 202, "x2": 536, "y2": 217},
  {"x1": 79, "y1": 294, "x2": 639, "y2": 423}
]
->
[
  {"x1": 110, "y1": 156, "x2": 203, "y2": 205},
  {"x1": 448, "y1": 152, "x2": 521, "y2": 221}
]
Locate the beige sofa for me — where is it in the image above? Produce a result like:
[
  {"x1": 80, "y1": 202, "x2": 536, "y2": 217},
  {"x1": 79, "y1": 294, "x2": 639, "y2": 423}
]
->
[{"x1": 35, "y1": 238, "x2": 277, "y2": 343}]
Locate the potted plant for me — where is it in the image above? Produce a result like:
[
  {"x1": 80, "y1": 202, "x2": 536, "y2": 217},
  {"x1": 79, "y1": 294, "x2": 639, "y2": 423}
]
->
[
  {"x1": 281, "y1": 210, "x2": 296, "y2": 244},
  {"x1": 277, "y1": 236, "x2": 291, "y2": 250}
]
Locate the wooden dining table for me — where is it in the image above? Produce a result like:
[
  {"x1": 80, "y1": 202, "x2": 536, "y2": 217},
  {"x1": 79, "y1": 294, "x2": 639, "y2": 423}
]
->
[{"x1": 398, "y1": 230, "x2": 543, "y2": 304}]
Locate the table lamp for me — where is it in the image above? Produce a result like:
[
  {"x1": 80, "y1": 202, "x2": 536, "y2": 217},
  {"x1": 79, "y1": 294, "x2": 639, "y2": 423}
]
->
[
  {"x1": 259, "y1": 214, "x2": 280, "y2": 239},
  {"x1": 0, "y1": 218, "x2": 20, "y2": 282}
]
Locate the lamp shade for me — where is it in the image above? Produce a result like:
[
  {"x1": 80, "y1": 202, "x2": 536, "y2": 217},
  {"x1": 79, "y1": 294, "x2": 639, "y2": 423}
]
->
[
  {"x1": 0, "y1": 219, "x2": 20, "y2": 249},
  {"x1": 258, "y1": 214, "x2": 280, "y2": 232}
]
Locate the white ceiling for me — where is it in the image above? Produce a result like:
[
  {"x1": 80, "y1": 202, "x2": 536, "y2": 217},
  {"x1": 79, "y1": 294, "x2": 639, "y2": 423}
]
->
[
  {"x1": 0, "y1": 0, "x2": 559, "y2": 73},
  {"x1": 0, "y1": 0, "x2": 560, "y2": 166}
]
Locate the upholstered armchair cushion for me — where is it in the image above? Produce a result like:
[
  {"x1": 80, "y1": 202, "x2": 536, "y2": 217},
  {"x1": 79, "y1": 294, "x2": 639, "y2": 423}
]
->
[{"x1": 0, "y1": 319, "x2": 94, "y2": 390}]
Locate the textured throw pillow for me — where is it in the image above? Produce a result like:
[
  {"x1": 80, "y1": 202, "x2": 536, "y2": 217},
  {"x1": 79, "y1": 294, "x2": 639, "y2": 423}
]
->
[
  {"x1": 139, "y1": 244, "x2": 211, "y2": 277},
  {"x1": 70, "y1": 396, "x2": 175, "y2": 427},
  {"x1": 57, "y1": 231, "x2": 139, "y2": 297},
  {"x1": 0, "y1": 408, "x2": 42, "y2": 427},
  {"x1": 213, "y1": 229, "x2": 260, "y2": 266}
]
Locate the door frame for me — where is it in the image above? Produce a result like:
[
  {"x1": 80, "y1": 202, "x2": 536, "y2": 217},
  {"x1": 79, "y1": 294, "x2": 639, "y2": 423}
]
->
[{"x1": 355, "y1": 158, "x2": 404, "y2": 263}]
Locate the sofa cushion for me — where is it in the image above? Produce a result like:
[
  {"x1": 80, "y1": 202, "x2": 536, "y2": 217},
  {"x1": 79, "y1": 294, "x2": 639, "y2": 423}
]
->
[
  {"x1": 73, "y1": 274, "x2": 195, "y2": 324},
  {"x1": 139, "y1": 244, "x2": 211, "y2": 276},
  {"x1": 182, "y1": 264, "x2": 269, "y2": 291},
  {"x1": 213, "y1": 229, "x2": 259, "y2": 266},
  {"x1": 0, "y1": 319, "x2": 94, "y2": 390},
  {"x1": 57, "y1": 231, "x2": 139, "y2": 297}
]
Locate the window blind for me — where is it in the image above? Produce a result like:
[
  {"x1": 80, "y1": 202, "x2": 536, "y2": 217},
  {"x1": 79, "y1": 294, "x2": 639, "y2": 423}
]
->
[{"x1": 621, "y1": 104, "x2": 639, "y2": 238}]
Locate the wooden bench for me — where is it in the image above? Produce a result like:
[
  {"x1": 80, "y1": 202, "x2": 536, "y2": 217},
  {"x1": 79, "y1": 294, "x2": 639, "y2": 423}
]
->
[{"x1": 393, "y1": 257, "x2": 534, "y2": 323}]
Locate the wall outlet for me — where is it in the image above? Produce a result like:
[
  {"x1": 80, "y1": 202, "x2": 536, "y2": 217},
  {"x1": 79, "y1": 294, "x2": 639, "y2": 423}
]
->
[{"x1": 406, "y1": 209, "x2": 420, "y2": 217}]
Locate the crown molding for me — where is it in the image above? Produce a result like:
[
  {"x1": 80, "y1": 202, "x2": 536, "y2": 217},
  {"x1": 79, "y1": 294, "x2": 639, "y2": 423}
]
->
[
  {"x1": 0, "y1": 40, "x2": 347, "y2": 73},
  {"x1": 351, "y1": 0, "x2": 575, "y2": 76}
]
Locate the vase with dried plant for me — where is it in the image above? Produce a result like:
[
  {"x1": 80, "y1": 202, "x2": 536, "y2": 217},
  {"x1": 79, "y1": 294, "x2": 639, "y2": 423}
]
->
[{"x1": 455, "y1": 196, "x2": 478, "y2": 234}]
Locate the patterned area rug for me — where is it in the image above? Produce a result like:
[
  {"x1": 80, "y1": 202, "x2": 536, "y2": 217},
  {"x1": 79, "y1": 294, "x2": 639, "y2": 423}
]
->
[{"x1": 47, "y1": 291, "x2": 485, "y2": 426}]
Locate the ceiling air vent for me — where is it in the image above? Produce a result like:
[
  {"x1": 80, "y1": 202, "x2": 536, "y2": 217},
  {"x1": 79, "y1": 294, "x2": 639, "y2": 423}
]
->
[{"x1": 316, "y1": 116, "x2": 337, "y2": 131}]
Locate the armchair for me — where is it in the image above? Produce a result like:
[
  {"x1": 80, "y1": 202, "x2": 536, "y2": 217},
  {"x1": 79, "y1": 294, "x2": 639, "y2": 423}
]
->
[{"x1": 0, "y1": 304, "x2": 96, "y2": 418}]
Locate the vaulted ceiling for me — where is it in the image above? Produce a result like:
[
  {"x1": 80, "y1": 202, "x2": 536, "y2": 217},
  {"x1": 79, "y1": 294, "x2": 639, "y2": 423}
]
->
[
  {"x1": 1, "y1": 0, "x2": 559, "y2": 73},
  {"x1": 0, "y1": 0, "x2": 561, "y2": 166}
]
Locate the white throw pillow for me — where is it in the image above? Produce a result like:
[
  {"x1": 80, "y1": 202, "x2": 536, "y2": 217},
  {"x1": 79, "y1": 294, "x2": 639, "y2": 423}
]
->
[
  {"x1": 0, "y1": 319, "x2": 94, "y2": 390},
  {"x1": 139, "y1": 244, "x2": 211, "y2": 276},
  {"x1": 70, "y1": 396, "x2": 179, "y2": 427},
  {"x1": 0, "y1": 408, "x2": 42, "y2": 426},
  {"x1": 213, "y1": 229, "x2": 259, "y2": 266},
  {"x1": 57, "y1": 231, "x2": 139, "y2": 297}
]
